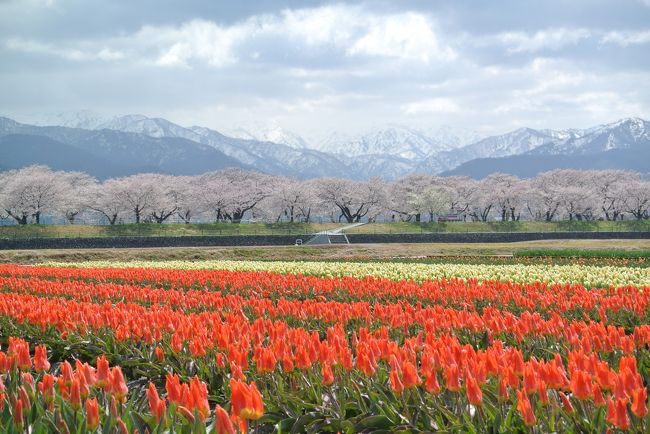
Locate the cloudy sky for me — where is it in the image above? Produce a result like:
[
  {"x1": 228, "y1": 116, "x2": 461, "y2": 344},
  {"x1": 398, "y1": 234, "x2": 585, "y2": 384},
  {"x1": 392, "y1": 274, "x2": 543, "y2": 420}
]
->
[{"x1": 1, "y1": 0, "x2": 649, "y2": 139}]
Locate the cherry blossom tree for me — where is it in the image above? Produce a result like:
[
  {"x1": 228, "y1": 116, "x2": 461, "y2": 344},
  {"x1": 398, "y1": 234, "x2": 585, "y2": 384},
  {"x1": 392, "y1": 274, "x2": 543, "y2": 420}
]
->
[
  {"x1": 316, "y1": 178, "x2": 385, "y2": 223},
  {"x1": 57, "y1": 171, "x2": 97, "y2": 224},
  {"x1": 484, "y1": 173, "x2": 525, "y2": 221},
  {"x1": 200, "y1": 169, "x2": 272, "y2": 223},
  {"x1": 622, "y1": 178, "x2": 650, "y2": 220},
  {"x1": 439, "y1": 176, "x2": 477, "y2": 218},
  {"x1": 408, "y1": 187, "x2": 450, "y2": 222},
  {"x1": 0, "y1": 165, "x2": 69, "y2": 224},
  {"x1": 592, "y1": 170, "x2": 633, "y2": 221},
  {"x1": 526, "y1": 171, "x2": 565, "y2": 221},
  {"x1": 87, "y1": 180, "x2": 129, "y2": 225},
  {"x1": 386, "y1": 174, "x2": 438, "y2": 222},
  {"x1": 261, "y1": 177, "x2": 317, "y2": 223}
]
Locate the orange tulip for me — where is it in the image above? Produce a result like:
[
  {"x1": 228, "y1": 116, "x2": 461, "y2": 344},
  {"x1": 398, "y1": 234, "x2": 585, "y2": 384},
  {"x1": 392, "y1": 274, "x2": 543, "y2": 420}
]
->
[
  {"x1": 70, "y1": 378, "x2": 82, "y2": 409},
  {"x1": 230, "y1": 380, "x2": 264, "y2": 421},
  {"x1": 214, "y1": 404, "x2": 236, "y2": 434},
  {"x1": 38, "y1": 373, "x2": 56, "y2": 405},
  {"x1": 85, "y1": 397, "x2": 100, "y2": 431},
  {"x1": 424, "y1": 369, "x2": 441, "y2": 395},
  {"x1": 166, "y1": 373, "x2": 183, "y2": 405},
  {"x1": 12, "y1": 398, "x2": 23, "y2": 428},
  {"x1": 607, "y1": 397, "x2": 630, "y2": 430},
  {"x1": 498, "y1": 376, "x2": 509, "y2": 401},
  {"x1": 321, "y1": 363, "x2": 334, "y2": 386},
  {"x1": 109, "y1": 367, "x2": 128, "y2": 402},
  {"x1": 593, "y1": 387, "x2": 606, "y2": 407},
  {"x1": 189, "y1": 376, "x2": 210, "y2": 421},
  {"x1": 569, "y1": 370, "x2": 592, "y2": 401},
  {"x1": 34, "y1": 345, "x2": 50, "y2": 372},
  {"x1": 559, "y1": 392, "x2": 574, "y2": 414},
  {"x1": 466, "y1": 375, "x2": 483, "y2": 406},
  {"x1": 631, "y1": 387, "x2": 648, "y2": 419},
  {"x1": 154, "y1": 346, "x2": 165, "y2": 362},
  {"x1": 249, "y1": 382, "x2": 264, "y2": 420},
  {"x1": 516, "y1": 389, "x2": 536, "y2": 427},
  {"x1": 402, "y1": 361, "x2": 421, "y2": 389},
  {"x1": 389, "y1": 369, "x2": 404, "y2": 395},
  {"x1": 95, "y1": 356, "x2": 110, "y2": 388},
  {"x1": 116, "y1": 418, "x2": 129, "y2": 434},
  {"x1": 147, "y1": 383, "x2": 167, "y2": 423},
  {"x1": 444, "y1": 365, "x2": 461, "y2": 392}
]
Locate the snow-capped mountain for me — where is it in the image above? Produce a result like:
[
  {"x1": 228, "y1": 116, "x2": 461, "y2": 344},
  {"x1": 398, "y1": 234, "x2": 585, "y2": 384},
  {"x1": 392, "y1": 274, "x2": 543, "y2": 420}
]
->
[
  {"x1": 225, "y1": 122, "x2": 309, "y2": 149},
  {"x1": 87, "y1": 114, "x2": 351, "y2": 179},
  {"x1": 444, "y1": 118, "x2": 650, "y2": 178},
  {"x1": 316, "y1": 125, "x2": 477, "y2": 159},
  {"x1": 420, "y1": 127, "x2": 583, "y2": 173},
  {"x1": 529, "y1": 117, "x2": 649, "y2": 155},
  {"x1": 1, "y1": 112, "x2": 648, "y2": 179},
  {"x1": 96, "y1": 115, "x2": 198, "y2": 139},
  {"x1": 420, "y1": 125, "x2": 483, "y2": 151},
  {"x1": 28, "y1": 110, "x2": 109, "y2": 130}
]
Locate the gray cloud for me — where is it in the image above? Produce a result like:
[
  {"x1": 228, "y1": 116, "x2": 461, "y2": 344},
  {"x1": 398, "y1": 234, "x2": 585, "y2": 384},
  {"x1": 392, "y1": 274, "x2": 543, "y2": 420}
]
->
[{"x1": 0, "y1": 0, "x2": 649, "y2": 137}]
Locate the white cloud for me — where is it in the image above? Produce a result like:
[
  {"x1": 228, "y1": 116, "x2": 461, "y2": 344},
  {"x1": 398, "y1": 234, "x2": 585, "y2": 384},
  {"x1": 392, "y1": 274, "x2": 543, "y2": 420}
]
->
[
  {"x1": 401, "y1": 97, "x2": 461, "y2": 114},
  {"x1": 601, "y1": 30, "x2": 650, "y2": 46},
  {"x1": 496, "y1": 28, "x2": 591, "y2": 53},
  {"x1": 4, "y1": 38, "x2": 124, "y2": 61},
  {"x1": 2, "y1": 5, "x2": 455, "y2": 68},
  {"x1": 347, "y1": 12, "x2": 456, "y2": 62}
]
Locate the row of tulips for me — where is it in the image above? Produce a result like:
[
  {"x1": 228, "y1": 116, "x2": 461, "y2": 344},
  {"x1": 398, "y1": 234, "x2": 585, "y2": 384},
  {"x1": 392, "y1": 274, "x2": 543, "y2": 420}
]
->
[
  {"x1": 40, "y1": 259, "x2": 650, "y2": 287},
  {"x1": 0, "y1": 263, "x2": 647, "y2": 432},
  {"x1": 3, "y1": 265, "x2": 649, "y2": 322},
  {"x1": 1, "y1": 280, "x2": 649, "y2": 357}
]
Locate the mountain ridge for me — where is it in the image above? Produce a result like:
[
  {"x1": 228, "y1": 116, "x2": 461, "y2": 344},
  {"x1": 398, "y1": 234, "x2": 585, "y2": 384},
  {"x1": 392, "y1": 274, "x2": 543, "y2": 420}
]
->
[{"x1": 1, "y1": 114, "x2": 648, "y2": 179}]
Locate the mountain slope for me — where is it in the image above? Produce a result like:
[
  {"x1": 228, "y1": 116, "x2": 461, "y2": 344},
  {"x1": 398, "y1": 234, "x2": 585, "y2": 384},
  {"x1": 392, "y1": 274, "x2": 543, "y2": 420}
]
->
[
  {"x1": 2, "y1": 114, "x2": 649, "y2": 180},
  {"x1": 94, "y1": 115, "x2": 352, "y2": 179},
  {"x1": 317, "y1": 125, "x2": 467, "y2": 159},
  {"x1": 444, "y1": 117, "x2": 650, "y2": 178},
  {"x1": 443, "y1": 144, "x2": 650, "y2": 179},
  {"x1": 419, "y1": 127, "x2": 582, "y2": 173},
  {"x1": 0, "y1": 134, "x2": 131, "y2": 179},
  {"x1": 0, "y1": 117, "x2": 248, "y2": 176},
  {"x1": 530, "y1": 118, "x2": 649, "y2": 155}
]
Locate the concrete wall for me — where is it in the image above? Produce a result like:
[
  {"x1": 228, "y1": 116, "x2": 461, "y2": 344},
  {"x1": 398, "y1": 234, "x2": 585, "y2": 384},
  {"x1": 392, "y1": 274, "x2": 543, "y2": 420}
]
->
[
  {"x1": 0, "y1": 231, "x2": 648, "y2": 250},
  {"x1": 0, "y1": 235, "x2": 303, "y2": 250},
  {"x1": 346, "y1": 231, "x2": 650, "y2": 244}
]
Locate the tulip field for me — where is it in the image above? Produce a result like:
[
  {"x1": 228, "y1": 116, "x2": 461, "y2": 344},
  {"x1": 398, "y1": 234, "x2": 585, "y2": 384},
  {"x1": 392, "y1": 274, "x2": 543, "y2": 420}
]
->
[{"x1": 0, "y1": 258, "x2": 649, "y2": 432}]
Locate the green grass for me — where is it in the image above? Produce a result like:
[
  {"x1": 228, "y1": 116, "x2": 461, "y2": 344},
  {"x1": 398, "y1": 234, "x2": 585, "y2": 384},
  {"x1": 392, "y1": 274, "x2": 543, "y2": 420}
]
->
[
  {"x1": 514, "y1": 248, "x2": 650, "y2": 258},
  {"x1": 344, "y1": 220, "x2": 650, "y2": 234},
  {"x1": 0, "y1": 222, "x2": 339, "y2": 239}
]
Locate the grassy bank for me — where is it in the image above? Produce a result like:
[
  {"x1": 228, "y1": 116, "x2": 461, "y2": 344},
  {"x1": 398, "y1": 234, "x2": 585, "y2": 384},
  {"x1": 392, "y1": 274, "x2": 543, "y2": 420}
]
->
[
  {"x1": 514, "y1": 248, "x2": 650, "y2": 258},
  {"x1": 344, "y1": 220, "x2": 650, "y2": 234},
  {"x1": 0, "y1": 222, "x2": 338, "y2": 239}
]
